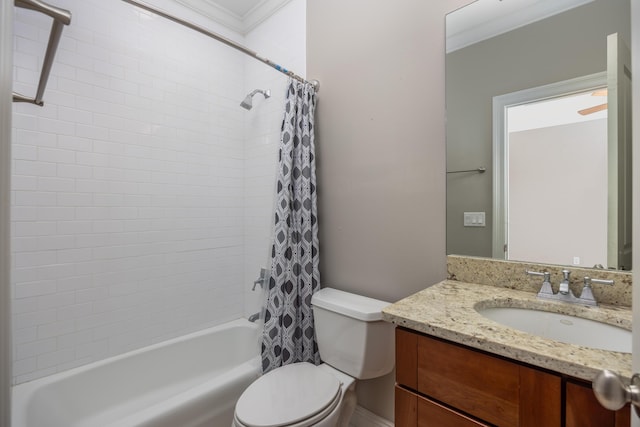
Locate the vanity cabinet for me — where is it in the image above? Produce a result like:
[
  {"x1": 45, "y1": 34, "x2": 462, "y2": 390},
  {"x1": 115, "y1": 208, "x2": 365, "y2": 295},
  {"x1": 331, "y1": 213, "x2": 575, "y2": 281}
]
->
[
  {"x1": 395, "y1": 327, "x2": 629, "y2": 427},
  {"x1": 565, "y1": 380, "x2": 630, "y2": 427}
]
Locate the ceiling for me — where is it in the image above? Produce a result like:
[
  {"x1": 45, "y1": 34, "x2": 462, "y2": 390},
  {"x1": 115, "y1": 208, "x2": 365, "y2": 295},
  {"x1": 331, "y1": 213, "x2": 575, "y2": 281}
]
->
[
  {"x1": 174, "y1": 0, "x2": 291, "y2": 34},
  {"x1": 508, "y1": 89, "x2": 607, "y2": 133},
  {"x1": 446, "y1": 0, "x2": 595, "y2": 53},
  {"x1": 179, "y1": 0, "x2": 596, "y2": 45},
  {"x1": 209, "y1": 0, "x2": 263, "y2": 17}
]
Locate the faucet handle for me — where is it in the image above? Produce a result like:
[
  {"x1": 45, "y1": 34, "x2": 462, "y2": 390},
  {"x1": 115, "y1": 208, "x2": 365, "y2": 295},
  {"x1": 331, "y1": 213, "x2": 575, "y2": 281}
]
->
[
  {"x1": 562, "y1": 269, "x2": 571, "y2": 280},
  {"x1": 583, "y1": 276, "x2": 615, "y2": 287},
  {"x1": 526, "y1": 270, "x2": 554, "y2": 297},
  {"x1": 579, "y1": 276, "x2": 614, "y2": 305},
  {"x1": 252, "y1": 268, "x2": 268, "y2": 291},
  {"x1": 526, "y1": 270, "x2": 551, "y2": 283}
]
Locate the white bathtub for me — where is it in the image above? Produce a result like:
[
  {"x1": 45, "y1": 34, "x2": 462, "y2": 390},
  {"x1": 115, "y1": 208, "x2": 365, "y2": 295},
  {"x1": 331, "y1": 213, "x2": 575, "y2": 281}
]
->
[{"x1": 12, "y1": 319, "x2": 261, "y2": 427}]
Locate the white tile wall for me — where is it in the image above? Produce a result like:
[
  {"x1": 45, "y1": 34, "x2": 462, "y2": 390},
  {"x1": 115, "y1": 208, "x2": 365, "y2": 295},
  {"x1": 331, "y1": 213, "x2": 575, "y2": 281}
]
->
[
  {"x1": 10, "y1": 0, "x2": 305, "y2": 384},
  {"x1": 242, "y1": 0, "x2": 308, "y2": 318}
]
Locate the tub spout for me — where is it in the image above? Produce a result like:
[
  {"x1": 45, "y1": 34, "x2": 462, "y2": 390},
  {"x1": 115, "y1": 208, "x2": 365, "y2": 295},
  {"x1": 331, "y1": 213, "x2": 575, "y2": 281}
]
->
[{"x1": 248, "y1": 312, "x2": 261, "y2": 322}]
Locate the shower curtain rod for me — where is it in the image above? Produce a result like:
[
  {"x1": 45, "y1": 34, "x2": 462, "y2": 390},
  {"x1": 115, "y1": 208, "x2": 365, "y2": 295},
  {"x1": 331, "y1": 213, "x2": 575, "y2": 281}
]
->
[{"x1": 120, "y1": 0, "x2": 319, "y2": 92}]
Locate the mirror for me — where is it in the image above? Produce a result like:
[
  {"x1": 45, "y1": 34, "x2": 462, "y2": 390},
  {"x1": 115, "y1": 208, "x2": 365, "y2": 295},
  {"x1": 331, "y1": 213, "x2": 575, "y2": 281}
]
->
[{"x1": 445, "y1": 0, "x2": 632, "y2": 270}]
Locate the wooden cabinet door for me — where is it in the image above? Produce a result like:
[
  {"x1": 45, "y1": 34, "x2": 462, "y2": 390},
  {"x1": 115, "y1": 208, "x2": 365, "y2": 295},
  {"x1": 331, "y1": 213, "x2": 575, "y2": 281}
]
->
[
  {"x1": 565, "y1": 380, "x2": 630, "y2": 427},
  {"x1": 519, "y1": 366, "x2": 561, "y2": 427},
  {"x1": 395, "y1": 385, "x2": 417, "y2": 427},
  {"x1": 417, "y1": 334, "x2": 520, "y2": 426},
  {"x1": 396, "y1": 328, "x2": 418, "y2": 390},
  {"x1": 417, "y1": 394, "x2": 490, "y2": 427}
]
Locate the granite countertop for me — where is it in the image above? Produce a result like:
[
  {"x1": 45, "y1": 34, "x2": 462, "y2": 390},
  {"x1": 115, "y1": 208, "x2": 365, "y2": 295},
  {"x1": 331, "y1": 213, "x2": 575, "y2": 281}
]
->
[{"x1": 382, "y1": 280, "x2": 632, "y2": 382}]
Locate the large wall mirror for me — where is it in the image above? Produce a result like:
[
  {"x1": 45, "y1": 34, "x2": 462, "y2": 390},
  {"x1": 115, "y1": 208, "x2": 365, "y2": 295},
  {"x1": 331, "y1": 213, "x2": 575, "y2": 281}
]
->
[{"x1": 446, "y1": 0, "x2": 632, "y2": 270}]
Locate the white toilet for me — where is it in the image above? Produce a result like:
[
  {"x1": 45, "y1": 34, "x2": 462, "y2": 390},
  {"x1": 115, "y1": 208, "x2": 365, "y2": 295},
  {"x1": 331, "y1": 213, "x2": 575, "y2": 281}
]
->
[{"x1": 233, "y1": 287, "x2": 395, "y2": 427}]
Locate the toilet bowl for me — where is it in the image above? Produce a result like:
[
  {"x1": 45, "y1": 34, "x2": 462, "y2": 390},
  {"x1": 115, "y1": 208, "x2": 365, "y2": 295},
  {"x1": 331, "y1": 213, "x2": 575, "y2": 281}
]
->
[
  {"x1": 232, "y1": 363, "x2": 355, "y2": 427},
  {"x1": 233, "y1": 288, "x2": 394, "y2": 427}
]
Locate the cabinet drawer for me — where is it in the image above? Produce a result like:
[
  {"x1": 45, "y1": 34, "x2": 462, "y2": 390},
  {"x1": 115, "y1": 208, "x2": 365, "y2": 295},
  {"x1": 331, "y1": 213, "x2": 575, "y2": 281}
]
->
[
  {"x1": 417, "y1": 334, "x2": 520, "y2": 426},
  {"x1": 395, "y1": 385, "x2": 489, "y2": 427},
  {"x1": 417, "y1": 392, "x2": 490, "y2": 427}
]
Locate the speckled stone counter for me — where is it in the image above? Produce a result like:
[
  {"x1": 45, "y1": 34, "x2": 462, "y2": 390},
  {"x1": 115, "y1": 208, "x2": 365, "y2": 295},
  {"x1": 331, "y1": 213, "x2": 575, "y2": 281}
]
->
[
  {"x1": 382, "y1": 280, "x2": 632, "y2": 382},
  {"x1": 447, "y1": 255, "x2": 632, "y2": 307}
]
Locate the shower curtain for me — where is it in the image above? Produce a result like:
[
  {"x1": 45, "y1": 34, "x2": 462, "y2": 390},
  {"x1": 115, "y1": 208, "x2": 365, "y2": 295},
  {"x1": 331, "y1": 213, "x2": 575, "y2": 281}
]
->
[{"x1": 261, "y1": 79, "x2": 320, "y2": 373}]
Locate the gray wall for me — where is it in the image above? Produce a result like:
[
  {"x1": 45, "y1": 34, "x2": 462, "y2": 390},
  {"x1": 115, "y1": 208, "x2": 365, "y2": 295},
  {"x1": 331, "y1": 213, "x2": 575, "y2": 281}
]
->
[
  {"x1": 509, "y1": 120, "x2": 607, "y2": 266},
  {"x1": 307, "y1": 0, "x2": 473, "y2": 420},
  {"x1": 446, "y1": 0, "x2": 630, "y2": 257}
]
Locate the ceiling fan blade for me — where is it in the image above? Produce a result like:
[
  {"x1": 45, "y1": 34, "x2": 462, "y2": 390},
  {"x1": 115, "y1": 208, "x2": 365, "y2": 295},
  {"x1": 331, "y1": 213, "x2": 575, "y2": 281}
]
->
[
  {"x1": 578, "y1": 103, "x2": 608, "y2": 115},
  {"x1": 591, "y1": 89, "x2": 608, "y2": 97}
]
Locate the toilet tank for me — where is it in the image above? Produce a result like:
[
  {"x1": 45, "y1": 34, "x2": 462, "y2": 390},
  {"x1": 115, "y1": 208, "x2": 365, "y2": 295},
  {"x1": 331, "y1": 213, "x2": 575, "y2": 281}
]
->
[{"x1": 311, "y1": 288, "x2": 395, "y2": 380}]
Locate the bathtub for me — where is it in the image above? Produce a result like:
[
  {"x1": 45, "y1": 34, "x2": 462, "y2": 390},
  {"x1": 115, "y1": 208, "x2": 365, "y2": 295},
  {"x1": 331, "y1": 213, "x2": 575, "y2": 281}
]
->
[{"x1": 12, "y1": 319, "x2": 261, "y2": 427}]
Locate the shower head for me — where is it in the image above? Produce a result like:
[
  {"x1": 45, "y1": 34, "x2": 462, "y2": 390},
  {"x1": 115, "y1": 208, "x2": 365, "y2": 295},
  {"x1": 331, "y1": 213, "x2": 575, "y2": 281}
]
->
[{"x1": 240, "y1": 89, "x2": 271, "y2": 110}]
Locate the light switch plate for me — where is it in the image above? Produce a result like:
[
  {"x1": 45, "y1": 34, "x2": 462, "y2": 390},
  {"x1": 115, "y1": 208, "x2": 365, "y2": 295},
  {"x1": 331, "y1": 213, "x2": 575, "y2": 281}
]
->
[{"x1": 464, "y1": 212, "x2": 486, "y2": 227}]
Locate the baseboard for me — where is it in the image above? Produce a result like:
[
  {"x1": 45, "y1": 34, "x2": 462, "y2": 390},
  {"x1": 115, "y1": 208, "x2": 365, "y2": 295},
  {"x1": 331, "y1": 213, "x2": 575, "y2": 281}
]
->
[{"x1": 350, "y1": 405, "x2": 394, "y2": 427}]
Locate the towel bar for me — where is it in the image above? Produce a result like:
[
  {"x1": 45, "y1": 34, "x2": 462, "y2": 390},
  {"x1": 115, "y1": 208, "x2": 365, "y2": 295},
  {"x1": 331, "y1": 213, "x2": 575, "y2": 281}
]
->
[{"x1": 12, "y1": 0, "x2": 71, "y2": 106}]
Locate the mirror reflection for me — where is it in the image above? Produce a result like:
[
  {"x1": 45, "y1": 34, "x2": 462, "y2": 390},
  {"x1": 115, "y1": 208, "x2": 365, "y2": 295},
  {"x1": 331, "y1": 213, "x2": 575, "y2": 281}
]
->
[{"x1": 445, "y1": 0, "x2": 632, "y2": 270}]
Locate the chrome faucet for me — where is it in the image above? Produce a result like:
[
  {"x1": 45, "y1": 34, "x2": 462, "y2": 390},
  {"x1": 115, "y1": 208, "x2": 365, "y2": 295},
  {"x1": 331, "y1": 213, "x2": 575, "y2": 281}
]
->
[
  {"x1": 558, "y1": 269, "x2": 571, "y2": 295},
  {"x1": 579, "y1": 276, "x2": 615, "y2": 304},
  {"x1": 525, "y1": 269, "x2": 614, "y2": 306},
  {"x1": 252, "y1": 268, "x2": 268, "y2": 291},
  {"x1": 525, "y1": 270, "x2": 553, "y2": 297}
]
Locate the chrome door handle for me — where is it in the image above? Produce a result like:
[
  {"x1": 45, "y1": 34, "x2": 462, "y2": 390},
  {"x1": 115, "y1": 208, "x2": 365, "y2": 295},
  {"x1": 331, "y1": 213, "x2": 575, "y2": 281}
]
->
[{"x1": 593, "y1": 370, "x2": 640, "y2": 415}]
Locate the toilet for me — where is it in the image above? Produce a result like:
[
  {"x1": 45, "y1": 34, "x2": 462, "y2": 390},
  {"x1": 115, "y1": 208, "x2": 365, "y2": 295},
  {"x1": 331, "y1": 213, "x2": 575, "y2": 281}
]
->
[{"x1": 233, "y1": 287, "x2": 395, "y2": 427}]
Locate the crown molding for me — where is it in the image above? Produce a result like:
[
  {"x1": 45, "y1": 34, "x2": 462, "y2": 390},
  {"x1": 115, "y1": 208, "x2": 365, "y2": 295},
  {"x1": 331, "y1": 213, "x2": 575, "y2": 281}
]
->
[
  {"x1": 174, "y1": 0, "x2": 292, "y2": 35},
  {"x1": 174, "y1": 0, "x2": 244, "y2": 33},
  {"x1": 243, "y1": 0, "x2": 293, "y2": 34},
  {"x1": 447, "y1": 0, "x2": 594, "y2": 53}
]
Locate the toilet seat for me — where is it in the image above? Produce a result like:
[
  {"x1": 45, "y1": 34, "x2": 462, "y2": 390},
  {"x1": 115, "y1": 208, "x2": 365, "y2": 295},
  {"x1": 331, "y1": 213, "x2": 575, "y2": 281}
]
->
[{"x1": 234, "y1": 362, "x2": 342, "y2": 427}]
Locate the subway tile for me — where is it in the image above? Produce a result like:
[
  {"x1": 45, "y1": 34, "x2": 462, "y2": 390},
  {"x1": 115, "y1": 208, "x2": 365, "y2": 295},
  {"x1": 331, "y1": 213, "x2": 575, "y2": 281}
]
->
[
  {"x1": 38, "y1": 147, "x2": 76, "y2": 164},
  {"x1": 14, "y1": 280, "x2": 57, "y2": 299},
  {"x1": 12, "y1": 237, "x2": 38, "y2": 253},
  {"x1": 12, "y1": 176, "x2": 38, "y2": 191},
  {"x1": 56, "y1": 248, "x2": 93, "y2": 264},
  {"x1": 56, "y1": 330, "x2": 93, "y2": 350},
  {"x1": 15, "y1": 338, "x2": 57, "y2": 360},
  {"x1": 15, "y1": 191, "x2": 57, "y2": 207},
  {"x1": 57, "y1": 192, "x2": 93, "y2": 207},
  {"x1": 56, "y1": 220, "x2": 92, "y2": 235},
  {"x1": 38, "y1": 177, "x2": 75, "y2": 192},
  {"x1": 13, "y1": 130, "x2": 57, "y2": 147},
  {"x1": 37, "y1": 235, "x2": 75, "y2": 251},
  {"x1": 57, "y1": 302, "x2": 93, "y2": 321},
  {"x1": 13, "y1": 144, "x2": 38, "y2": 160},
  {"x1": 37, "y1": 292, "x2": 76, "y2": 311},
  {"x1": 12, "y1": 296, "x2": 38, "y2": 315},
  {"x1": 15, "y1": 251, "x2": 57, "y2": 269},
  {"x1": 57, "y1": 107, "x2": 92, "y2": 125},
  {"x1": 36, "y1": 207, "x2": 75, "y2": 221},
  {"x1": 57, "y1": 164, "x2": 93, "y2": 179},
  {"x1": 37, "y1": 348, "x2": 75, "y2": 370},
  {"x1": 37, "y1": 319, "x2": 76, "y2": 340},
  {"x1": 14, "y1": 160, "x2": 57, "y2": 177},
  {"x1": 10, "y1": 0, "x2": 301, "y2": 385},
  {"x1": 57, "y1": 135, "x2": 93, "y2": 152},
  {"x1": 76, "y1": 124, "x2": 110, "y2": 140},
  {"x1": 13, "y1": 221, "x2": 57, "y2": 237},
  {"x1": 57, "y1": 276, "x2": 94, "y2": 292},
  {"x1": 12, "y1": 357, "x2": 37, "y2": 377}
]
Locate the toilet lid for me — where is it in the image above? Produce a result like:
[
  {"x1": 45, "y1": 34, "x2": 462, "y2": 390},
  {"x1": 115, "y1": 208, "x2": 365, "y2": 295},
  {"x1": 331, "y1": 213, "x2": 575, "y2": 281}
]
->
[{"x1": 235, "y1": 362, "x2": 341, "y2": 427}]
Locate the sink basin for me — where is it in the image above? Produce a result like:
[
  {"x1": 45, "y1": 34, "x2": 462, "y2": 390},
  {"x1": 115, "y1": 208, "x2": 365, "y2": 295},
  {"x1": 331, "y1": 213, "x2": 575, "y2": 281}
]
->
[{"x1": 477, "y1": 306, "x2": 631, "y2": 353}]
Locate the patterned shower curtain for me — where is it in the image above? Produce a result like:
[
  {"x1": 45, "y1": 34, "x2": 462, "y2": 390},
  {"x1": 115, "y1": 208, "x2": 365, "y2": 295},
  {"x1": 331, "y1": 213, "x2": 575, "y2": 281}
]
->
[{"x1": 261, "y1": 79, "x2": 321, "y2": 373}]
